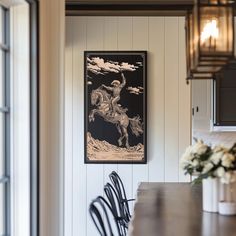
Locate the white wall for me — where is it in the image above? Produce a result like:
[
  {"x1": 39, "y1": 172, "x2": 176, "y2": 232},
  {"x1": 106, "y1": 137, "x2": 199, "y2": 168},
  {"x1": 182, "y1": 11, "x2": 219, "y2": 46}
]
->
[{"x1": 65, "y1": 16, "x2": 191, "y2": 236}]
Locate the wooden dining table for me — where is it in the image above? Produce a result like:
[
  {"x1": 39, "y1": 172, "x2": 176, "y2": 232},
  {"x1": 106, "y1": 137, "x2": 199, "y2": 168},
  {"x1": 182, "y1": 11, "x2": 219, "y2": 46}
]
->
[{"x1": 128, "y1": 182, "x2": 236, "y2": 236}]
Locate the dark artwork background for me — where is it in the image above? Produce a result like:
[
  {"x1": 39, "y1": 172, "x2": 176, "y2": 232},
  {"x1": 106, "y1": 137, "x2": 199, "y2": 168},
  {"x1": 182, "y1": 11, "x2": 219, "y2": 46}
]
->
[{"x1": 85, "y1": 52, "x2": 146, "y2": 147}]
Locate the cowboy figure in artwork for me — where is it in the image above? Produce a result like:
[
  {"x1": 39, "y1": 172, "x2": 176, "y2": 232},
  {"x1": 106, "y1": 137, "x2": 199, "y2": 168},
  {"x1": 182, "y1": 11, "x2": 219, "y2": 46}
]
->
[
  {"x1": 89, "y1": 71, "x2": 143, "y2": 148},
  {"x1": 101, "y1": 72, "x2": 126, "y2": 116}
]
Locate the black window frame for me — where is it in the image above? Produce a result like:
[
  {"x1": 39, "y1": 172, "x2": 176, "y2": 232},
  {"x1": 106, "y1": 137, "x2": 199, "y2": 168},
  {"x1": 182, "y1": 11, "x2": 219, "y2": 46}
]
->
[{"x1": 0, "y1": 4, "x2": 10, "y2": 236}]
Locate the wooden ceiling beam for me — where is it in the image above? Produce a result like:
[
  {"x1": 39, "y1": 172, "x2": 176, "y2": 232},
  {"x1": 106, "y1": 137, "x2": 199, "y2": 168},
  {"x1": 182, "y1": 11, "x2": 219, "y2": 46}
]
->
[
  {"x1": 66, "y1": 0, "x2": 194, "y2": 16},
  {"x1": 66, "y1": 0, "x2": 194, "y2": 5},
  {"x1": 66, "y1": 0, "x2": 194, "y2": 4},
  {"x1": 66, "y1": 0, "x2": 236, "y2": 16}
]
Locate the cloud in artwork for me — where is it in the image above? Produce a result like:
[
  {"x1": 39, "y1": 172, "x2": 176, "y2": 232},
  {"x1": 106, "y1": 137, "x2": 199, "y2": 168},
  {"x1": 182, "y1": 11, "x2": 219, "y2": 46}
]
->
[
  {"x1": 127, "y1": 86, "x2": 143, "y2": 95},
  {"x1": 136, "y1": 62, "x2": 143, "y2": 66},
  {"x1": 87, "y1": 57, "x2": 140, "y2": 75},
  {"x1": 108, "y1": 60, "x2": 119, "y2": 65},
  {"x1": 87, "y1": 63, "x2": 105, "y2": 75},
  {"x1": 120, "y1": 62, "x2": 138, "y2": 72}
]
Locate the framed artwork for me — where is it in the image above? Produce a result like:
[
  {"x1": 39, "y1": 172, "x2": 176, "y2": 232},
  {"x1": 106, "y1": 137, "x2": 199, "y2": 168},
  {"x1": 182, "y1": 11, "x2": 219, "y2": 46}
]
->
[{"x1": 84, "y1": 51, "x2": 147, "y2": 164}]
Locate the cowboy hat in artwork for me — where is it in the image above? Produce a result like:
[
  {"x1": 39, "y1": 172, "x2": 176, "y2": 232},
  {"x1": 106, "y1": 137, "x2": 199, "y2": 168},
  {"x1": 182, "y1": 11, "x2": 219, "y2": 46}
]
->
[{"x1": 111, "y1": 80, "x2": 120, "y2": 86}]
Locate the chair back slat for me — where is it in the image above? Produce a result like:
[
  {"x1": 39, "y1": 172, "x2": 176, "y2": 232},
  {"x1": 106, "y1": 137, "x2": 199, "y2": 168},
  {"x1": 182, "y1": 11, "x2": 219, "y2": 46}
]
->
[
  {"x1": 109, "y1": 171, "x2": 132, "y2": 222},
  {"x1": 89, "y1": 196, "x2": 120, "y2": 236},
  {"x1": 104, "y1": 183, "x2": 128, "y2": 235}
]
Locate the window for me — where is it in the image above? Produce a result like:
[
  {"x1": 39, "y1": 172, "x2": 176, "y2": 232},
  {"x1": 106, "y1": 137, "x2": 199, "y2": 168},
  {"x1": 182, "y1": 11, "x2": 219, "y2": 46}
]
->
[
  {"x1": 0, "y1": 1, "x2": 38, "y2": 235},
  {"x1": 0, "y1": 5, "x2": 10, "y2": 236}
]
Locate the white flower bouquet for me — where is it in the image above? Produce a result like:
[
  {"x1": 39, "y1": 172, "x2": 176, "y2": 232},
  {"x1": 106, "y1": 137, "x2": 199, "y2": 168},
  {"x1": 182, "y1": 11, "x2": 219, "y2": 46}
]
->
[{"x1": 180, "y1": 140, "x2": 236, "y2": 184}]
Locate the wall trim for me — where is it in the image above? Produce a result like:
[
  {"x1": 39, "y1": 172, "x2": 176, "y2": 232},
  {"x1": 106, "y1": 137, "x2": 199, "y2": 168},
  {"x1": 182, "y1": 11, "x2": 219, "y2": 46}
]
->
[
  {"x1": 40, "y1": 0, "x2": 65, "y2": 236},
  {"x1": 25, "y1": 0, "x2": 39, "y2": 236}
]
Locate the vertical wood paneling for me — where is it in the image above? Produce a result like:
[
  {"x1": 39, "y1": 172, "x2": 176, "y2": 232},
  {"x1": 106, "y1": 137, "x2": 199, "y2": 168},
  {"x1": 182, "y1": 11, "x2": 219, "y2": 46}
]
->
[
  {"x1": 103, "y1": 17, "x2": 118, "y2": 50},
  {"x1": 132, "y1": 17, "x2": 149, "y2": 196},
  {"x1": 72, "y1": 17, "x2": 88, "y2": 236},
  {"x1": 64, "y1": 17, "x2": 73, "y2": 236},
  {"x1": 164, "y1": 17, "x2": 179, "y2": 182},
  {"x1": 117, "y1": 17, "x2": 134, "y2": 207},
  {"x1": 103, "y1": 17, "x2": 119, "y2": 184},
  {"x1": 178, "y1": 18, "x2": 191, "y2": 182},
  {"x1": 148, "y1": 17, "x2": 165, "y2": 182},
  {"x1": 117, "y1": 17, "x2": 133, "y2": 50},
  {"x1": 85, "y1": 17, "x2": 105, "y2": 236},
  {"x1": 65, "y1": 16, "x2": 191, "y2": 236}
]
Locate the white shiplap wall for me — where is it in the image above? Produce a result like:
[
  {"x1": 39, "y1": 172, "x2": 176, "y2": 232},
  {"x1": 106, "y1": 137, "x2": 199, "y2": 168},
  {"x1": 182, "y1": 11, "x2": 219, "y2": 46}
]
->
[{"x1": 65, "y1": 16, "x2": 191, "y2": 236}]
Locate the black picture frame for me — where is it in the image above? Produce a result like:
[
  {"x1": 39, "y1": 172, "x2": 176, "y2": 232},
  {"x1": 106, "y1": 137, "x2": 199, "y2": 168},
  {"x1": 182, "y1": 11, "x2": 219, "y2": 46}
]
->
[{"x1": 84, "y1": 51, "x2": 147, "y2": 164}]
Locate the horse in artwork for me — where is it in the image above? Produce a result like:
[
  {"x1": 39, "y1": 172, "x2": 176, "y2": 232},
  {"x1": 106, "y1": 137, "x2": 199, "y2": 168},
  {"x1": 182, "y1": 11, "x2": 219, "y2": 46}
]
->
[{"x1": 89, "y1": 87, "x2": 143, "y2": 148}]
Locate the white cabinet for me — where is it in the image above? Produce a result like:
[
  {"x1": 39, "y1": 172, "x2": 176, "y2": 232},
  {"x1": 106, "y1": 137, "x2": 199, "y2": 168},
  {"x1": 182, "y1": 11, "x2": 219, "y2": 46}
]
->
[{"x1": 191, "y1": 80, "x2": 212, "y2": 131}]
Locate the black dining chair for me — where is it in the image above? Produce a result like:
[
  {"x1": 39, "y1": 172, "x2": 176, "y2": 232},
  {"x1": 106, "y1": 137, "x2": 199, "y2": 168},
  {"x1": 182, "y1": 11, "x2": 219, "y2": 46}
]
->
[
  {"x1": 104, "y1": 183, "x2": 128, "y2": 235},
  {"x1": 89, "y1": 196, "x2": 125, "y2": 236},
  {"x1": 109, "y1": 171, "x2": 135, "y2": 223}
]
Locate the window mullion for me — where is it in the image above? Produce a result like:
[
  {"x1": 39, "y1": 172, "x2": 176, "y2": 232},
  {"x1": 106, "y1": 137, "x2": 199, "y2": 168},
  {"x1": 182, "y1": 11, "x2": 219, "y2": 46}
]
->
[
  {"x1": 0, "y1": 107, "x2": 9, "y2": 113},
  {"x1": 0, "y1": 43, "x2": 9, "y2": 51},
  {"x1": 0, "y1": 176, "x2": 9, "y2": 184}
]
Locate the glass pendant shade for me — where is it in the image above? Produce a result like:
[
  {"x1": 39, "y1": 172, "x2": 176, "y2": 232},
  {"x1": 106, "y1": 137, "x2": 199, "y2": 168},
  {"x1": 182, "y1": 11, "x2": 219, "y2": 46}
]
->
[{"x1": 186, "y1": 0, "x2": 235, "y2": 78}]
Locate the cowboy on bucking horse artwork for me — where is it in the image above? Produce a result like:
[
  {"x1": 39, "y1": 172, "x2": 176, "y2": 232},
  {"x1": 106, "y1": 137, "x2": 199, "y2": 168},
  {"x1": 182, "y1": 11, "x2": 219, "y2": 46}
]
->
[
  {"x1": 102, "y1": 72, "x2": 126, "y2": 116},
  {"x1": 85, "y1": 51, "x2": 147, "y2": 163}
]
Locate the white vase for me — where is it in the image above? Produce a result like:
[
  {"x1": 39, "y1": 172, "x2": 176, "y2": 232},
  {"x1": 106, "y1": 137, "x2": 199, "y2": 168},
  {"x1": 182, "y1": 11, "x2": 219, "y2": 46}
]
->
[
  {"x1": 219, "y1": 174, "x2": 236, "y2": 202},
  {"x1": 218, "y1": 172, "x2": 236, "y2": 215},
  {"x1": 202, "y1": 178, "x2": 219, "y2": 212},
  {"x1": 219, "y1": 202, "x2": 236, "y2": 215}
]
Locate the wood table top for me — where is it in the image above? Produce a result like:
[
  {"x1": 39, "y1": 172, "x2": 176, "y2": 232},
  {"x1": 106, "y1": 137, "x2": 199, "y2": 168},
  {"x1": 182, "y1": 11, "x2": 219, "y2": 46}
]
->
[{"x1": 129, "y1": 183, "x2": 236, "y2": 236}]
